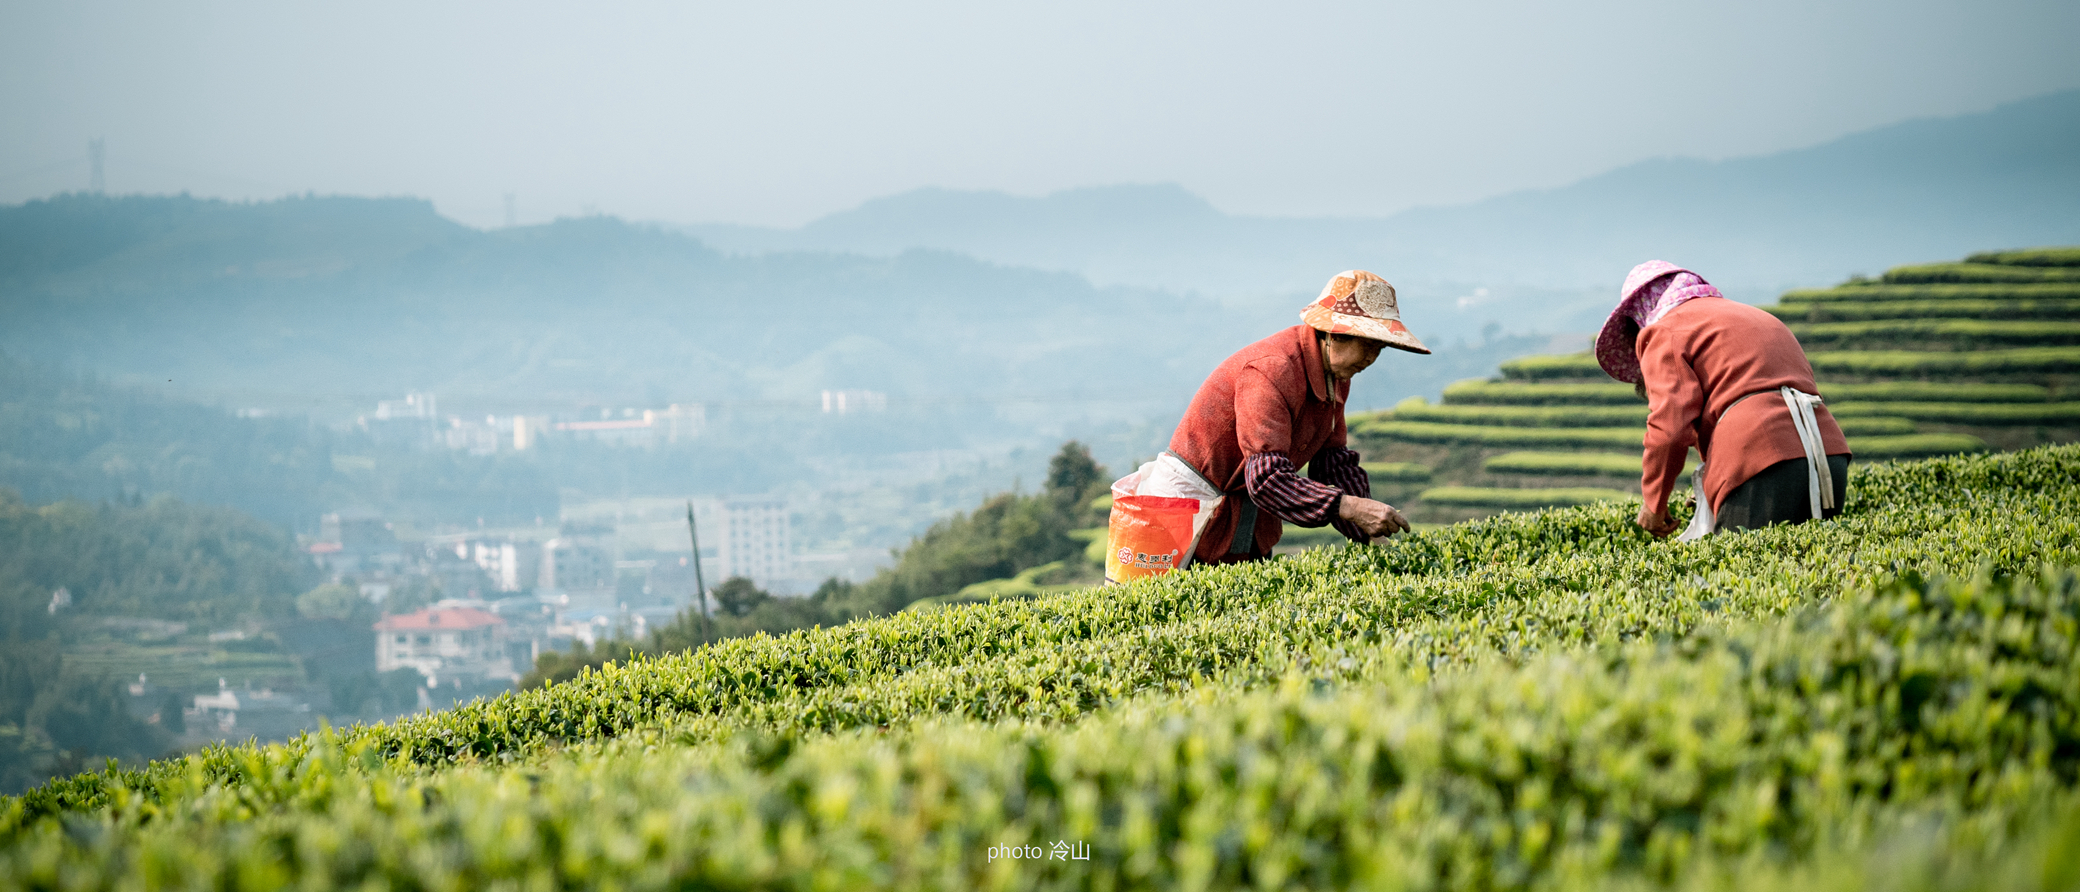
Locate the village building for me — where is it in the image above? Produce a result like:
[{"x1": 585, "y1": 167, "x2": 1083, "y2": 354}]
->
[{"x1": 373, "y1": 606, "x2": 515, "y2": 684}]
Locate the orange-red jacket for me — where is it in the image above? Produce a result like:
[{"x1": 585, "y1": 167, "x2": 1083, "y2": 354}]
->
[
  {"x1": 1170, "y1": 326, "x2": 1366, "y2": 563},
  {"x1": 1640, "y1": 299, "x2": 1851, "y2": 513}
]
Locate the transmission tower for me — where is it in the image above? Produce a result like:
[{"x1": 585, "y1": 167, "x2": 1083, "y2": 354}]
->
[{"x1": 88, "y1": 139, "x2": 104, "y2": 193}]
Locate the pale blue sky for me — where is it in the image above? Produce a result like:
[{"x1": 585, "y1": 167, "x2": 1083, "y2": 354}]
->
[{"x1": 3, "y1": 0, "x2": 2077, "y2": 228}]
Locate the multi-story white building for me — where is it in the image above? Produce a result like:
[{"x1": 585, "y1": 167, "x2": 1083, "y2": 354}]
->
[
  {"x1": 471, "y1": 540, "x2": 541, "y2": 593},
  {"x1": 546, "y1": 404, "x2": 705, "y2": 450},
  {"x1": 719, "y1": 495, "x2": 792, "y2": 591},
  {"x1": 819, "y1": 390, "x2": 886, "y2": 414},
  {"x1": 540, "y1": 538, "x2": 614, "y2": 595},
  {"x1": 440, "y1": 416, "x2": 504, "y2": 455},
  {"x1": 361, "y1": 393, "x2": 440, "y2": 450},
  {"x1": 374, "y1": 606, "x2": 513, "y2": 683}
]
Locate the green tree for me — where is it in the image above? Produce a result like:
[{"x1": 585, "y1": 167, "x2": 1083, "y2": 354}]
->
[
  {"x1": 823, "y1": 440, "x2": 1110, "y2": 617},
  {"x1": 0, "y1": 488, "x2": 311, "y2": 631},
  {"x1": 26, "y1": 675, "x2": 165, "y2": 763},
  {"x1": 296, "y1": 584, "x2": 375, "y2": 623},
  {"x1": 1046, "y1": 440, "x2": 1104, "y2": 512},
  {"x1": 710, "y1": 577, "x2": 771, "y2": 617}
]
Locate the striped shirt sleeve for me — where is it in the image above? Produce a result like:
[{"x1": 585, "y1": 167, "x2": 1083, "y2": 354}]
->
[{"x1": 1244, "y1": 449, "x2": 1374, "y2": 541}]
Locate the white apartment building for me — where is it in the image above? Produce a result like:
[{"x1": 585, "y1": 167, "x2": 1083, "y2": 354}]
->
[
  {"x1": 471, "y1": 540, "x2": 541, "y2": 593},
  {"x1": 719, "y1": 495, "x2": 792, "y2": 591},
  {"x1": 540, "y1": 538, "x2": 614, "y2": 594},
  {"x1": 819, "y1": 390, "x2": 887, "y2": 414},
  {"x1": 546, "y1": 404, "x2": 705, "y2": 449}
]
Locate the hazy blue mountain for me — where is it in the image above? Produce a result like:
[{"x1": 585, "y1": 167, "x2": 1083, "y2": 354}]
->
[
  {"x1": 684, "y1": 90, "x2": 2080, "y2": 339},
  {"x1": 0, "y1": 196, "x2": 1196, "y2": 412},
  {"x1": 0, "y1": 193, "x2": 1539, "y2": 422}
]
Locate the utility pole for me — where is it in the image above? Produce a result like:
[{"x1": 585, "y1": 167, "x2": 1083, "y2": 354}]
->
[
  {"x1": 88, "y1": 139, "x2": 104, "y2": 193},
  {"x1": 685, "y1": 501, "x2": 712, "y2": 634}
]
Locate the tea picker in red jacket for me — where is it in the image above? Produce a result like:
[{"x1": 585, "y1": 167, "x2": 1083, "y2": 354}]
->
[
  {"x1": 1148, "y1": 270, "x2": 1428, "y2": 568},
  {"x1": 1595, "y1": 261, "x2": 1851, "y2": 540}
]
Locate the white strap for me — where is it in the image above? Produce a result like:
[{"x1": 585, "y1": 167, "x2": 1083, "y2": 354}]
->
[
  {"x1": 1676, "y1": 386, "x2": 1832, "y2": 540},
  {"x1": 1779, "y1": 386, "x2": 1834, "y2": 519},
  {"x1": 1675, "y1": 462, "x2": 1713, "y2": 542}
]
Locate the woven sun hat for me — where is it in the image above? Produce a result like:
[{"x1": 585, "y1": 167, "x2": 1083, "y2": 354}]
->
[
  {"x1": 1593, "y1": 260, "x2": 1721, "y2": 384},
  {"x1": 1299, "y1": 270, "x2": 1430, "y2": 355}
]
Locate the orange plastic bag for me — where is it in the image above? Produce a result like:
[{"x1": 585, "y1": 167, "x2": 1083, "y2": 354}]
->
[{"x1": 1104, "y1": 494, "x2": 1200, "y2": 584}]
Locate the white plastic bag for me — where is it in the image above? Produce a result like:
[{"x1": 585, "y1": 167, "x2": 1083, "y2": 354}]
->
[{"x1": 1111, "y1": 453, "x2": 1224, "y2": 567}]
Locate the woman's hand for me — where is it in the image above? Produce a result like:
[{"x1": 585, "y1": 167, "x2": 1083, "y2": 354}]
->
[
  {"x1": 1339, "y1": 495, "x2": 1411, "y2": 540},
  {"x1": 1636, "y1": 506, "x2": 1678, "y2": 538}
]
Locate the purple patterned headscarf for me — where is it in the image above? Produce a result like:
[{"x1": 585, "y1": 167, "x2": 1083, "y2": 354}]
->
[{"x1": 1593, "y1": 260, "x2": 1724, "y2": 384}]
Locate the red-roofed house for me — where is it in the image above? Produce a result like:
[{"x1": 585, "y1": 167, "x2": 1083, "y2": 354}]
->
[{"x1": 374, "y1": 607, "x2": 513, "y2": 683}]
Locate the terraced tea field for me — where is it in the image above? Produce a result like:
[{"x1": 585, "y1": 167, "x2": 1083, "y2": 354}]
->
[{"x1": 1352, "y1": 246, "x2": 2080, "y2": 522}]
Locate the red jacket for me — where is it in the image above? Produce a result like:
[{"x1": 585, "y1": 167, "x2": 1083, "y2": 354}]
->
[
  {"x1": 1640, "y1": 299, "x2": 1851, "y2": 513},
  {"x1": 1170, "y1": 326, "x2": 1365, "y2": 563}
]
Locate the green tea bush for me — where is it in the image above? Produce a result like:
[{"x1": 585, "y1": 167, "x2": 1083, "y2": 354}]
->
[
  {"x1": 1882, "y1": 262, "x2": 2080, "y2": 284},
  {"x1": 1355, "y1": 420, "x2": 1644, "y2": 449},
  {"x1": 1498, "y1": 353, "x2": 1606, "y2": 381},
  {"x1": 1829, "y1": 401, "x2": 2080, "y2": 426},
  {"x1": 1442, "y1": 379, "x2": 1641, "y2": 405},
  {"x1": 1390, "y1": 403, "x2": 1651, "y2": 428},
  {"x1": 1483, "y1": 451, "x2": 1644, "y2": 476},
  {"x1": 1807, "y1": 347, "x2": 2080, "y2": 376},
  {"x1": 3, "y1": 566, "x2": 2074, "y2": 891},
  {"x1": 1768, "y1": 298, "x2": 2080, "y2": 322},
  {"x1": 1416, "y1": 485, "x2": 1632, "y2": 508},
  {"x1": 6, "y1": 447, "x2": 2077, "y2": 890},
  {"x1": 1660, "y1": 791, "x2": 2080, "y2": 892},
  {"x1": 1833, "y1": 416, "x2": 1917, "y2": 436},
  {"x1": 1815, "y1": 382, "x2": 2051, "y2": 403},
  {"x1": 1788, "y1": 319, "x2": 2080, "y2": 347},
  {"x1": 1379, "y1": 411, "x2": 1897, "y2": 440},
  {"x1": 1780, "y1": 283, "x2": 2080, "y2": 303},
  {"x1": 1359, "y1": 461, "x2": 1431, "y2": 483},
  {"x1": 1848, "y1": 433, "x2": 1988, "y2": 458},
  {"x1": 1962, "y1": 246, "x2": 2080, "y2": 267},
  {"x1": 22, "y1": 448, "x2": 2074, "y2": 807}
]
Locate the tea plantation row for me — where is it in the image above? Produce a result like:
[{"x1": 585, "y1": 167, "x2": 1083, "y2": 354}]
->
[
  {"x1": 2, "y1": 556, "x2": 2074, "y2": 889},
  {"x1": 18, "y1": 446, "x2": 2079, "y2": 812},
  {"x1": 1353, "y1": 418, "x2": 1968, "y2": 459},
  {"x1": 1496, "y1": 348, "x2": 2080, "y2": 380},
  {"x1": 3, "y1": 446, "x2": 2078, "y2": 889},
  {"x1": 1443, "y1": 380, "x2": 2051, "y2": 406}
]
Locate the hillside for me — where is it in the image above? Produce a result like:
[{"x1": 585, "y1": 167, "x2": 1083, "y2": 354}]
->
[
  {"x1": 1351, "y1": 246, "x2": 2080, "y2": 523},
  {"x1": 685, "y1": 90, "x2": 2080, "y2": 340},
  {"x1": 3, "y1": 444, "x2": 2078, "y2": 888},
  {"x1": 0, "y1": 351, "x2": 572, "y2": 529},
  {"x1": 0, "y1": 194, "x2": 1215, "y2": 412},
  {"x1": 0, "y1": 489, "x2": 322, "y2": 792}
]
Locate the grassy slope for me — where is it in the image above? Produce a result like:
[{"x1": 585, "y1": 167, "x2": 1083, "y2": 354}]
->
[{"x1": 3, "y1": 445, "x2": 2078, "y2": 889}]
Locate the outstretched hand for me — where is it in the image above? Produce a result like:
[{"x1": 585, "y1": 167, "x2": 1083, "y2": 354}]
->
[
  {"x1": 1636, "y1": 506, "x2": 1678, "y2": 538},
  {"x1": 1339, "y1": 495, "x2": 1412, "y2": 541}
]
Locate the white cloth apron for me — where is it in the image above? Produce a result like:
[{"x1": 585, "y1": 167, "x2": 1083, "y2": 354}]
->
[{"x1": 1676, "y1": 386, "x2": 1836, "y2": 541}]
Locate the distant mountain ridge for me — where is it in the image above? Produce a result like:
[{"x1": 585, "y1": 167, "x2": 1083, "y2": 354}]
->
[
  {"x1": 0, "y1": 195, "x2": 1201, "y2": 410},
  {"x1": 6, "y1": 90, "x2": 2073, "y2": 468},
  {"x1": 684, "y1": 90, "x2": 2080, "y2": 337}
]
